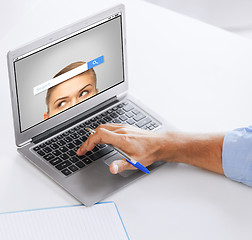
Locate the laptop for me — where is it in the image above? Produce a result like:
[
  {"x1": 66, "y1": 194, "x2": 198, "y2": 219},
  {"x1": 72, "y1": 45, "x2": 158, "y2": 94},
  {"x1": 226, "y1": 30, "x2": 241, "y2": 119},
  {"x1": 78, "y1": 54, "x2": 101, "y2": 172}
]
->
[{"x1": 7, "y1": 4, "x2": 172, "y2": 206}]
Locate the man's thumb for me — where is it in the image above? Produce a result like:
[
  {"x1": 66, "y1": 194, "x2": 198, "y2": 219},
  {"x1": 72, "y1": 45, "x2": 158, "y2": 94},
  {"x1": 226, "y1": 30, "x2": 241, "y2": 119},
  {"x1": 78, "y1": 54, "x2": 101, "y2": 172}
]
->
[{"x1": 110, "y1": 159, "x2": 132, "y2": 174}]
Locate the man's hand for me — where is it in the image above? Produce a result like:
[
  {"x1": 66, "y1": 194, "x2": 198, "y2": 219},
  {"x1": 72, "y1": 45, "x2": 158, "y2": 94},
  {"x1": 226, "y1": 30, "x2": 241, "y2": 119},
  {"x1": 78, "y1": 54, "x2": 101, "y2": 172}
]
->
[
  {"x1": 77, "y1": 123, "x2": 225, "y2": 175},
  {"x1": 76, "y1": 124, "x2": 167, "y2": 174}
]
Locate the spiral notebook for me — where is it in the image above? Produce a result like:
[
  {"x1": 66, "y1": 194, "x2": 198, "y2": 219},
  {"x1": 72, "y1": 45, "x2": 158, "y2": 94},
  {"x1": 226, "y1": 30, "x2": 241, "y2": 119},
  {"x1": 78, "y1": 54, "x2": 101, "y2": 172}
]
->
[{"x1": 0, "y1": 201, "x2": 129, "y2": 240}]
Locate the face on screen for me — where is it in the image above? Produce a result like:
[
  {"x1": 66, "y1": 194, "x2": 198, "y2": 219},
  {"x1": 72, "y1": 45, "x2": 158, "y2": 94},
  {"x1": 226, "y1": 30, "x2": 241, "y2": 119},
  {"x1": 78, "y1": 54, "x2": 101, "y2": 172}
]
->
[{"x1": 44, "y1": 69, "x2": 98, "y2": 119}]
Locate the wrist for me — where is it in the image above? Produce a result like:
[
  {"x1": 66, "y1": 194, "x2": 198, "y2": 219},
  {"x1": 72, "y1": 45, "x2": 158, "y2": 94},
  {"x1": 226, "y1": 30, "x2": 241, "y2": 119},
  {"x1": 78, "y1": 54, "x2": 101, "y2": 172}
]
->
[
  {"x1": 154, "y1": 132, "x2": 183, "y2": 163},
  {"x1": 155, "y1": 131, "x2": 224, "y2": 174}
]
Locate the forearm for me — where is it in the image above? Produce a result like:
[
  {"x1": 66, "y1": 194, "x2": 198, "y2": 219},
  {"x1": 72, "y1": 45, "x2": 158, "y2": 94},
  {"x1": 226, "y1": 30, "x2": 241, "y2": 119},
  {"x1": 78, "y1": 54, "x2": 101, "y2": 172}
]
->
[{"x1": 158, "y1": 132, "x2": 225, "y2": 174}]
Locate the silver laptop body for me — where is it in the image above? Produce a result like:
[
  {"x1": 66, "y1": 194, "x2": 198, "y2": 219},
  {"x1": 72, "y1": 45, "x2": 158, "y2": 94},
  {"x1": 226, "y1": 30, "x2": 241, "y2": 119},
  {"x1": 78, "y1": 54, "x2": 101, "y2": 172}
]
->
[{"x1": 7, "y1": 4, "x2": 171, "y2": 206}]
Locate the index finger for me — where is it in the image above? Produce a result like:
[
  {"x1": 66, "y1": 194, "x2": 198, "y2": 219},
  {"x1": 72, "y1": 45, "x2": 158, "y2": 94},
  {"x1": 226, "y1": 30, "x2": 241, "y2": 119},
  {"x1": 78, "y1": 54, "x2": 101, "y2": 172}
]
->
[{"x1": 77, "y1": 126, "x2": 117, "y2": 155}]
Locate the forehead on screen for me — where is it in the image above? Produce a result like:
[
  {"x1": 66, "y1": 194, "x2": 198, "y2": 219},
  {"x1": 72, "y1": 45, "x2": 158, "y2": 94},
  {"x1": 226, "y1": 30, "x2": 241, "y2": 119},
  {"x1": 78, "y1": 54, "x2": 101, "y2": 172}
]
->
[{"x1": 13, "y1": 14, "x2": 124, "y2": 132}]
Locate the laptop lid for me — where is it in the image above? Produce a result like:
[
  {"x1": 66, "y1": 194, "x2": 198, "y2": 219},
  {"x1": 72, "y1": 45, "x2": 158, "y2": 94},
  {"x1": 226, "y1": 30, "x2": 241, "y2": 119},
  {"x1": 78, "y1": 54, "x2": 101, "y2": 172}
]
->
[{"x1": 7, "y1": 4, "x2": 128, "y2": 147}]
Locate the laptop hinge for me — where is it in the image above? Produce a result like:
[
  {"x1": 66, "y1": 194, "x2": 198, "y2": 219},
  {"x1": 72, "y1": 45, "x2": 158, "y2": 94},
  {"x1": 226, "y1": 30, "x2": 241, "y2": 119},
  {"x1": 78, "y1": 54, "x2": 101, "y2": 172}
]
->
[
  {"x1": 117, "y1": 92, "x2": 127, "y2": 101},
  {"x1": 32, "y1": 96, "x2": 119, "y2": 144},
  {"x1": 19, "y1": 139, "x2": 32, "y2": 148}
]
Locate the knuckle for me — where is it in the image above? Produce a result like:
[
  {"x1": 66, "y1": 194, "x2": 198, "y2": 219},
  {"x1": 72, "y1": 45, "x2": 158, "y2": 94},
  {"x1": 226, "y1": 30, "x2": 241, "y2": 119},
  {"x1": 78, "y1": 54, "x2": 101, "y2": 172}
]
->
[
  {"x1": 95, "y1": 125, "x2": 104, "y2": 135},
  {"x1": 95, "y1": 125, "x2": 102, "y2": 133},
  {"x1": 121, "y1": 134, "x2": 130, "y2": 144},
  {"x1": 120, "y1": 129, "x2": 128, "y2": 134},
  {"x1": 115, "y1": 127, "x2": 128, "y2": 135}
]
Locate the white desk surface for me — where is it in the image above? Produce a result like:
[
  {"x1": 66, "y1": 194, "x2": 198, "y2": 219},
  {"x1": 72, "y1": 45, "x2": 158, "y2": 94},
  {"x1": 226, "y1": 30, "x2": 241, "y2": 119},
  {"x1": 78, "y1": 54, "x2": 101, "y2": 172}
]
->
[{"x1": 1, "y1": 0, "x2": 252, "y2": 239}]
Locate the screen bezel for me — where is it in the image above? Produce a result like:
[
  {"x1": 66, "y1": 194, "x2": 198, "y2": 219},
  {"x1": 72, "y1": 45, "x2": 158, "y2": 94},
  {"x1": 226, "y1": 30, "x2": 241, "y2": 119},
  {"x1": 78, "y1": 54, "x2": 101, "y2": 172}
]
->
[{"x1": 7, "y1": 4, "x2": 128, "y2": 147}]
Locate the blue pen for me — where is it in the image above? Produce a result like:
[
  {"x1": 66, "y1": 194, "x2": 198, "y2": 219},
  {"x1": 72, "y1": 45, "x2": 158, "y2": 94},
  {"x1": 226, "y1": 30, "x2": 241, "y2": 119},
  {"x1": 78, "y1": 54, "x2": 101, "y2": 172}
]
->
[{"x1": 85, "y1": 127, "x2": 150, "y2": 174}]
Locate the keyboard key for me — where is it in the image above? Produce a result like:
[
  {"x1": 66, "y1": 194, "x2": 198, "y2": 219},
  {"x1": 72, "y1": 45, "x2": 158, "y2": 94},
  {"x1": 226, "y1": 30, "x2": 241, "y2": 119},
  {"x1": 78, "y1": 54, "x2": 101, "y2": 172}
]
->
[
  {"x1": 51, "y1": 137, "x2": 58, "y2": 143},
  {"x1": 132, "y1": 109, "x2": 140, "y2": 115},
  {"x1": 91, "y1": 117, "x2": 97, "y2": 122},
  {"x1": 45, "y1": 140, "x2": 52, "y2": 145},
  {"x1": 78, "y1": 129, "x2": 86, "y2": 136},
  {"x1": 112, "y1": 119, "x2": 121, "y2": 124},
  {"x1": 73, "y1": 147, "x2": 79, "y2": 152},
  {"x1": 89, "y1": 146, "x2": 114, "y2": 161},
  {"x1": 67, "y1": 150, "x2": 76, "y2": 156},
  {"x1": 77, "y1": 154, "x2": 86, "y2": 160},
  {"x1": 68, "y1": 129, "x2": 75, "y2": 134},
  {"x1": 73, "y1": 139, "x2": 82, "y2": 146},
  {"x1": 61, "y1": 168, "x2": 72, "y2": 176},
  {"x1": 110, "y1": 112, "x2": 118, "y2": 118},
  {"x1": 59, "y1": 154, "x2": 69, "y2": 161},
  {"x1": 93, "y1": 146, "x2": 100, "y2": 152},
  {"x1": 104, "y1": 116, "x2": 112, "y2": 122},
  {"x1": 37, "y1": 150, "x2": 45, "y2": 156},
  {"x1": 76, "y1": 161, "x2": 85, "y2": 168},
  {"x1": 64, "y1": 136, "x2": 73, "y2": 143},
  {"x1": 126, "y1": 119, "x2": 135, "y2": 125},
  {"x1": 49, "y1": 157, "x2": 62, "y2": 166},
  {"x1": 59, "y1": 146, "x2": 68, "y2": 153},
  {"x1": 39, "y1": 143, "x2": 46, "y2": 148},
  {"x1": 43, "y1": 146, "x2": 52, "y2": 154},
  {"x1": 83, "y1": 158, "x2": 92, "y2": 165},
  {"x1": 85, "y1": 151, "x2": 93, "y2": 156},
  {"x1": 133, "y1": 113, "x2": 146, "y2": 122},
  {"x1": 71, "y1": 133, "x2": 79, "y2": 139},
  {"x1": 70, "y1": 156, "x2": 79, "y2": 163},
  {"x1": 74, "y1": 126, "x2": 80, "y2": 130},
  {"x1": 98, "y1": 119, "x2": 106, "y2": 124},
  {"x1": 136, "y1": 117, "x2": 152, "y2": 128},
  {"x1": 125, "y1": 112, "x2": 134, "y2": 118},
  {"x1": 96, "y1": 114, "x2": 103, "y2": 120},
  {"x1": 80, "y1": 136, "x2": 88, "y2": 142},
  {"x1": 56, "y1": 160, "x2": 72, "y2": 170},
  {"x1": 44, "y1": 153, "x2": 54, "y2": 161},
  {"x1": 90, "y1": 123, "x2": 98, "y2": 129},
  {"x1": 116, "y1": 109, "x2": 124, "y2": 115},
  {"x1": 33, "y1": 146, "x2": 40, "y2": 152},
  {"x1": 57, "y1": 140, "x2": 66, "y2": 146},
  {"x1": 52, "y1": 149, "x2": 61, "y2": 156},
  {"x1": 69, "y1": 165, "x2": 79, "y2": 172},
  {"x1": 80, "y1": 122, "x2": 86, "y2": 127},
  {"x1": 50, "y1": 143, "x2": 59, "y2": 150},
  {"x1": 119, "y1": 115, "x2": 128, "y2": 122},
  {"x1": 66, "y1": 143, "x2": 75, "y2": 149},
  {"x1": 123, "y1": 104, "x2": 134, "y2": 112},
  {"x1": 63, "y1": 132, "x2": 69, "y2": 136},
  {"x1": 149, "y1": 126, "x2": 154, "y2": 130},
  {"x1": 97, "y1": 144, "x2": 106, "y2": 149}
]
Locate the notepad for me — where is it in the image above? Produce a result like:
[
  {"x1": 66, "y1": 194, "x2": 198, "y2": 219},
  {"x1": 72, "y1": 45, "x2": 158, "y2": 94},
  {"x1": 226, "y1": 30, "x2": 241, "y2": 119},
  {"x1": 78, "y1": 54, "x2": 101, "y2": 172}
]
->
[{"x1": 0, "y1": 202, "x2": 129, "y2": 240}]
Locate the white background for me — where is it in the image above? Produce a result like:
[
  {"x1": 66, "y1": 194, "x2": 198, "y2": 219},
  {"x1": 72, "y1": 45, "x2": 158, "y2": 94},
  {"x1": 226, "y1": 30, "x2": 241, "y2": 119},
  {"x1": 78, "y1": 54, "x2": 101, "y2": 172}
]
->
[{"x1": 1, "y1": 0, "x2": 252, "y2": 239}]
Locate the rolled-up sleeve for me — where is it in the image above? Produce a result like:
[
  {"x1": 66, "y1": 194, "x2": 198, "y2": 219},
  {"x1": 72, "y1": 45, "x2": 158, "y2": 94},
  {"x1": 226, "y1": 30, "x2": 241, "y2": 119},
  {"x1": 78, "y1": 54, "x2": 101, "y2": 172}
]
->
[{"x1": 222, "y1": 126, "x2": 252, "y2": 186}]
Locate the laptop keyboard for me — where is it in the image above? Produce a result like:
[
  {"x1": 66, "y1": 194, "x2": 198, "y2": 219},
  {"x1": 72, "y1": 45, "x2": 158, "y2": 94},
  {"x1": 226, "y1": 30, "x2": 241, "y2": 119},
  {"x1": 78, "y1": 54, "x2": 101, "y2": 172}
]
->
[{"x1": 32, "y1": 101, "x2": 160, "y2": 177}]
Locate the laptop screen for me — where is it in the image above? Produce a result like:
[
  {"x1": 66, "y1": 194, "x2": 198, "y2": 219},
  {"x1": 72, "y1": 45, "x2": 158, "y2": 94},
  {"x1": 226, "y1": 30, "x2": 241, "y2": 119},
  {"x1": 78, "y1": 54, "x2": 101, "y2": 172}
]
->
[{"x1": 13, "y1": 14, "x2": 124, "y2": 132}]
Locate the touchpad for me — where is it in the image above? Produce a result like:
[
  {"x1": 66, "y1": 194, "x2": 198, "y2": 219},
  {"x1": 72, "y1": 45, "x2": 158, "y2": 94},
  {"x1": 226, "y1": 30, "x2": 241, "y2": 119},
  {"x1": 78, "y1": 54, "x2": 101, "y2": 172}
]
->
[{"x1": 104, "y1": 153, "x2": 138, "y2": 178}]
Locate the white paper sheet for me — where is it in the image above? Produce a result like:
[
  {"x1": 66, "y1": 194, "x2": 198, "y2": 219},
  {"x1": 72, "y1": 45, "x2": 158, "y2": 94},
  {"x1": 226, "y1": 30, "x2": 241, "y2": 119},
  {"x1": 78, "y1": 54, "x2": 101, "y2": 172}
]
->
[{"x1": 0, "y1": 202, "x2": 129, "y2": 240}]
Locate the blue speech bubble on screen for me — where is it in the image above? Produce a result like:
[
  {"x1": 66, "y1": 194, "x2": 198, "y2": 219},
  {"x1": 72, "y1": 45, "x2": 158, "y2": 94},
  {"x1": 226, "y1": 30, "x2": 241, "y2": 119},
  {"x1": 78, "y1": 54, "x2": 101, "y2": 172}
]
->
[{"x1": 87, "y1": 56, "x2": 104, "y2": 69}]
